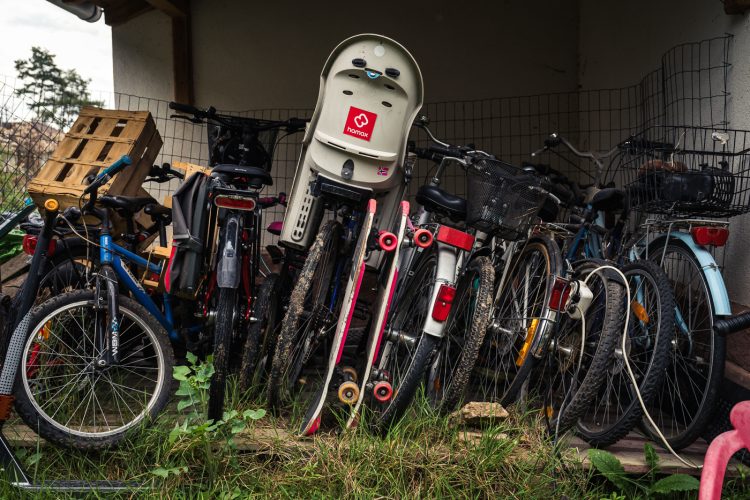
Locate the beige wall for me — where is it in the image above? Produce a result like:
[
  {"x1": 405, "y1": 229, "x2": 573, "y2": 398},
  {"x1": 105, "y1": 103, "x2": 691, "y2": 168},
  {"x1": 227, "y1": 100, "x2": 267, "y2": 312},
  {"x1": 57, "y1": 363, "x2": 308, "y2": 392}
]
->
[{"x1": 113, "y1": 0, "x2": 580, "y2": 108}]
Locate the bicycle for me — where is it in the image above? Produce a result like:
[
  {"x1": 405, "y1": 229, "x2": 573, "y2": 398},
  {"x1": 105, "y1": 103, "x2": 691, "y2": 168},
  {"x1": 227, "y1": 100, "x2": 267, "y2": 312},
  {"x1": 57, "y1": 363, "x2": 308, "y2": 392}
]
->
[
  {"x1": 168, "y1": 102, "x2": 307, "y2": 421},
  {"x1": 8, "y1": 156, "x2": 183, "y2": 450},
  {"x1": 267, "y1": 34, "x2": 423, "y2": 435}
]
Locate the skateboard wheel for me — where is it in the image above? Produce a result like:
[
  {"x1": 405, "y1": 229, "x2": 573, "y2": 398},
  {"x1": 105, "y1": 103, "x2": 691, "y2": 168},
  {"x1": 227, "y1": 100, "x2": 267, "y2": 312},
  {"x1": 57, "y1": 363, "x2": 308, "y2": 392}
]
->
[
  {"x1": 378, "y1": 231, "x2": 398, "y2": 252},
  {"x1": 341, "y1": 366, "x2": 358, "y2": 383},
  {"x1": 338, "y1": 381, "x2": 360, "y2": 405},
  {"x1": 413, "y1": 228, "x2": 433, "y2": 248},
  {"x1": 373, "y1": 381, "x2": 393, "y2": 403}
]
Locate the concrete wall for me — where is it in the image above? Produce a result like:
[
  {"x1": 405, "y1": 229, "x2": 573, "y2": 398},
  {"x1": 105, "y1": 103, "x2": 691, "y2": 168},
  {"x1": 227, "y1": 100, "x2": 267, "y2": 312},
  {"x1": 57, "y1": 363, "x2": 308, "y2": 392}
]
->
[
  {"x1": 113, "y1": 0, "x2": 580, "y2": 108},
  {"x1": 578, "y1": 1, "x2": 750, "y2": 307}
]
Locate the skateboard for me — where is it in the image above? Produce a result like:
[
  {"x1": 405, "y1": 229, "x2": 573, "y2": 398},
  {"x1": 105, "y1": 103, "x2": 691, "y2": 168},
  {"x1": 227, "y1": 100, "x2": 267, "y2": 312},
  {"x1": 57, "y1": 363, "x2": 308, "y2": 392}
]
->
[
  {"x1": 298, "y1": 199, "x2": 379, "y2": 436},
  {"x1": 344, "y1": 200, "x2": 412, "y2": 428}
]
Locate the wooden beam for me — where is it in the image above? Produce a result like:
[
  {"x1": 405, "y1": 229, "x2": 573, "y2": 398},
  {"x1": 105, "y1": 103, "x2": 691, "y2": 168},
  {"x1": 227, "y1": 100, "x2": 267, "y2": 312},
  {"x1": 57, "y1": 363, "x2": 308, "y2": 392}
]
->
[
  {"x1": 172, "y1": 10, "x2": 194, "y2": 104},
  {"x1": 145, "y1": 0, "x2": 187, "y2": 17},
  {"x1": 101, "y1": 0, "x2": 153, "y2": 26}
]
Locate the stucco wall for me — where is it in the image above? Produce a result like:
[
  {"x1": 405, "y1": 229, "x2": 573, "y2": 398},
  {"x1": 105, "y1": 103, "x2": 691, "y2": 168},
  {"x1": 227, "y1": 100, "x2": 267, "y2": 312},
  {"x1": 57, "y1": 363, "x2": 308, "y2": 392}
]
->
[
  {"x1": 578, "y1": 0, "x2": 750, "y2": 307},
  {"x1": 113, "y1": 0, "x2": 580, "y2": 108}
]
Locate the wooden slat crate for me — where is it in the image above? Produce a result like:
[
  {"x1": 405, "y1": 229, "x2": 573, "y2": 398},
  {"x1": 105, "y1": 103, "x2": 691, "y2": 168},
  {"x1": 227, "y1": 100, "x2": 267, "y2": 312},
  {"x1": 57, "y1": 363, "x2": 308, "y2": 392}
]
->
[{"x1": 27, "y1": 107, "x2": 162, "y2": 211}]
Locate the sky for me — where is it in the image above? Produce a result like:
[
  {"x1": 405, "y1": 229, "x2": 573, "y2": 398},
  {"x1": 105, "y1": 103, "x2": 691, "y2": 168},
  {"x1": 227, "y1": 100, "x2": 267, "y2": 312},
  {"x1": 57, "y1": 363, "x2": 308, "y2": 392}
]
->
[{"x1": 0, "y1": 0, "x2": 113, "y2": 95}]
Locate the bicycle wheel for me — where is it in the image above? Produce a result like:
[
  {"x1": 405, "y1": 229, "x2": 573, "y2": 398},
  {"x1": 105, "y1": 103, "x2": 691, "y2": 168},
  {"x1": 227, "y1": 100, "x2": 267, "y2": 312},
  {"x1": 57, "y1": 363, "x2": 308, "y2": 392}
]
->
[
  {"x1": 267, "y1": 221, "x2": 343, "y2": 413},
  {"x1": 13, "y1": 290, "x2": 173, "y2": 450},
  {"x1": 426, "y1": 256, "x2": 493, "y2": 414},
  {"x1": 472, "y1": 238, "x2": 561, "y2": 406},
  {"x1": 239, "y1": 272, "x2": 279, "y2": 392},
  {"x1": 645, "y1": 240, "x2": 725, "y2": 450},
  {"x1": 207, "y1": 286, "x2": 238, "y2": 421},
  {"x1": 577, "y1": 259, "x2": 674, "y2": 447},
  {"x1": 544, "y1": 260, "x2": 624, "y2": 435},
  {"x1": 370, "y1": 246, "x2": 439, "y2": 432}
]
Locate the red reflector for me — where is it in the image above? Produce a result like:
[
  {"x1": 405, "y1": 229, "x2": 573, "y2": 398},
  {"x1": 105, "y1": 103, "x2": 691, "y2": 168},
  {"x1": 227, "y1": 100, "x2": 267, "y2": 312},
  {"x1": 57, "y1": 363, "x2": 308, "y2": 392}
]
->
[
  {"x1": 691, "y1": 227, "x2": 729, "y2": 247},
  {"x1": 22, "y1": 235, "x2": 37, "y2": 256},
  {"x1": 436, "y1": 226, "x2": 474, "y2": 251},
  {"x1": 548, "y1": 276, "x2": 571, "y2": 312},
  {"x1": 432, "y1": 284, "x2": 456, "y2": 321},
  {"x1": 214, "y1": 196, "x2": 257, "y2": 211},
  {"x1": 22, "y1": 235, "x2": 55, "y2": 256}
]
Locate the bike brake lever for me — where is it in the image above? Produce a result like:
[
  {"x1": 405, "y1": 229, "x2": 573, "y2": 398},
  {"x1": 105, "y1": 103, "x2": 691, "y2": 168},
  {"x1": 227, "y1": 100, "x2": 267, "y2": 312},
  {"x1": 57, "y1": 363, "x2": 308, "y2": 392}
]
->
[{"x1": 170, "y1": 113, "x2": 203, "y2": 124}]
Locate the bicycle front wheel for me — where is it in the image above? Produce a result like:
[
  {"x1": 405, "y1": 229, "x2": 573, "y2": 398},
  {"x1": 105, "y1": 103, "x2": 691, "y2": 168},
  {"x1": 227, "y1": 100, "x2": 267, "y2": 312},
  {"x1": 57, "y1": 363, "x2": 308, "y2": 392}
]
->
[{"x1": 14, "y1": 290, "x2": 173, "y2": 450}]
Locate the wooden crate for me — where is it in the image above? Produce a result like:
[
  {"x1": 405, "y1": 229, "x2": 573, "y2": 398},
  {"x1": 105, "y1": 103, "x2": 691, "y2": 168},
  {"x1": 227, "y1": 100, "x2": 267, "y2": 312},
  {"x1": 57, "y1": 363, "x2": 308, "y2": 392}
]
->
[{"x1": 27, "y1": 107, "x2": 162, "y2": 211}]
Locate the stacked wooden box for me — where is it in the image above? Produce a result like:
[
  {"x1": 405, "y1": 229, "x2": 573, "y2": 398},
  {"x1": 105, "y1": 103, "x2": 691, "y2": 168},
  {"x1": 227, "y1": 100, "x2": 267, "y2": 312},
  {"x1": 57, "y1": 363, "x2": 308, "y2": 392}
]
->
[{"x1": 27, "y1": 107, "x2": 162, "y2": 211}]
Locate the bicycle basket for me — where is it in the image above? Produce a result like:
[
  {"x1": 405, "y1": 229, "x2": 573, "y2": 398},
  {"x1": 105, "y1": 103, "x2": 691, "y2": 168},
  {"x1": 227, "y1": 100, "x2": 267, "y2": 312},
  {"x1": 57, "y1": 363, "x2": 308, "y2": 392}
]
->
[
  {"x1": 465, "y1": 159, "x2": 547, "y2": 240},
  {"x1": 613, "y1": 126, "x2": 750, "y2": 218},
  {"x1": 206, "y1": 116, "x2": 280, "y2": 169}
]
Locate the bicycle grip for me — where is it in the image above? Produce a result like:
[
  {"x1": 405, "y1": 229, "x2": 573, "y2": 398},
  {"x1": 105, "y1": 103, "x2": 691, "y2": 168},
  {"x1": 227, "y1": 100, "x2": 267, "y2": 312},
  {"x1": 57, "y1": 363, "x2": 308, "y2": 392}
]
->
[
  {"x1": 714, "y1": 311, "x2": 750, "y2": 336},
  {"x1": 83, "y1": 155, "x2": 132, "y2": 195}
]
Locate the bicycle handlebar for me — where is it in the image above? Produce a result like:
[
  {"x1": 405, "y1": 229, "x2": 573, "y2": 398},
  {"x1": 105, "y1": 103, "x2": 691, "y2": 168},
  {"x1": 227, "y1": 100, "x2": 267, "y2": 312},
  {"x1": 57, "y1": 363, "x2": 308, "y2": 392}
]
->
[
  {"x1": 169, "y1": 101, "x2": 309, "y2": 133},
  {"x1": 83, "y1": 155, "x2": 132, "y2": 195}
]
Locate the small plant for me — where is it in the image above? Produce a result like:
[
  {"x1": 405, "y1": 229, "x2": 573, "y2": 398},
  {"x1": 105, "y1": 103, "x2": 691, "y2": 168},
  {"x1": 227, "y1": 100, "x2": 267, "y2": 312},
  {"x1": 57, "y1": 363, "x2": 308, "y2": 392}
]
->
[
  {"x1": 151, "y1": 353, "x2": 266, "y2": 487},
  {"x1": 588, "y1": 443, "x2": 699, "y2": 498}
]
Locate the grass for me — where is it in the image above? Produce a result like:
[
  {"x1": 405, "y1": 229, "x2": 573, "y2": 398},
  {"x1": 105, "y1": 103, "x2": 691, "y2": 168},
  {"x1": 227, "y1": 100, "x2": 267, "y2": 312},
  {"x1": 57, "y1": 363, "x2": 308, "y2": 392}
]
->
[{"x1": 0, "y1": 378, "x2": 606, "y2": 499}]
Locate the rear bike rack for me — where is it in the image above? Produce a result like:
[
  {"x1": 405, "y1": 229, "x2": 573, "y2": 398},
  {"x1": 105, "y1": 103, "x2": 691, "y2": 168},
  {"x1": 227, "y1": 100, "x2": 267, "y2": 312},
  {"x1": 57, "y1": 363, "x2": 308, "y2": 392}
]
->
[{"x1": 0, "y1": 312, "x2": 143, "y2": 492}]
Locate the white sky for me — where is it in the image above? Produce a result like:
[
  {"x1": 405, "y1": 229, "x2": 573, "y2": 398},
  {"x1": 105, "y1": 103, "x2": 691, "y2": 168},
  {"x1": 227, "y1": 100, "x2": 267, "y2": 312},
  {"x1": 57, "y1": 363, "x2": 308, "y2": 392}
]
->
[{"x1": 0, "y1": 0, "x2": 113, "y2": 94}]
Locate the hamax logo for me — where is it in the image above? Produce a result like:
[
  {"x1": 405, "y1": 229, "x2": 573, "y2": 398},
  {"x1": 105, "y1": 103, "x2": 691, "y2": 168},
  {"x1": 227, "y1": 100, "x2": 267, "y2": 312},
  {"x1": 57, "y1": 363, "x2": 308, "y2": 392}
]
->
[{"x1": 344, "y1": 106, "x2": 377, "y2": 141}]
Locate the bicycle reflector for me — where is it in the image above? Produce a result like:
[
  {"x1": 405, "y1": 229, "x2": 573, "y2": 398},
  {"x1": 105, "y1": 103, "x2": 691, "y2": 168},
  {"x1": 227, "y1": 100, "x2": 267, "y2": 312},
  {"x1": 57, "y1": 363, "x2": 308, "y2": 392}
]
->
[
  {"x1": 432, "y1": 284, "x2": 456, "y2": 321},
  {"x1": 548, "y1": 276, "x2": 572, "y2": 312},
  {"x1": 22, "y1": 235, "x2": 56, "y2": 256},
  {"x1": 691, "y1": 227, "x2": 729, "y2": 247},
  {"x1": 214, "y1": 195, "x2": 257, "y2": 211}
]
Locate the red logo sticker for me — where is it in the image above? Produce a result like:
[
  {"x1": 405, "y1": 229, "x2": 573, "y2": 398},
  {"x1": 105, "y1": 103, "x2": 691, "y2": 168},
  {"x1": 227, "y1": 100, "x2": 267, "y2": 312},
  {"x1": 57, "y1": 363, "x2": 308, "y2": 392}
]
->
[{"x1": 343, "y1": 106, "x2": 377, "y2": 141}]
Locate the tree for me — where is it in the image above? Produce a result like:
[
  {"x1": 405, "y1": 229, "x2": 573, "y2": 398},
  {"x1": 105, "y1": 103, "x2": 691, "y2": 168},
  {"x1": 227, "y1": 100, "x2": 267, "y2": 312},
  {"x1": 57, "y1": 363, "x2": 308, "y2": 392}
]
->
[{"x1": 14, "y1": 47, "x2": 103, "y2": 129}]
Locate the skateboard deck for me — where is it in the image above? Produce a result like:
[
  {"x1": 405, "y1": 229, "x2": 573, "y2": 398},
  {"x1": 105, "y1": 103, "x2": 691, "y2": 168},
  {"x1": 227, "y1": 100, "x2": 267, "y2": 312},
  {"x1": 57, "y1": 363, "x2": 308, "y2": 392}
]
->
[
  {"x1": 299, "y1": 199, "x2": 377, "y2": 436},
  {"x1": 346, "y1": 200, "x2": 410, "y2": 428}
]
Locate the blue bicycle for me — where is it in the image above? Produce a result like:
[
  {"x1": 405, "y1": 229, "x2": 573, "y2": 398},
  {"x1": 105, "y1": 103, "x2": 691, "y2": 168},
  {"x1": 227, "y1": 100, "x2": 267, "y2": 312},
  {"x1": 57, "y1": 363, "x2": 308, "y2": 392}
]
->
[{"x1": 10, "y1": 155, "x2": 187, "y2": 450}]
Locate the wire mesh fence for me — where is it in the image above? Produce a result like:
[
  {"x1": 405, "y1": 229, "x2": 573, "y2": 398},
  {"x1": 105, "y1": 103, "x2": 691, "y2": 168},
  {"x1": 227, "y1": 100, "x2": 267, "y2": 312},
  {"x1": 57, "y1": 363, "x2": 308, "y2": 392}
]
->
[{"x1": 0, "y1": 35, "x2": 733, "y2": 243}]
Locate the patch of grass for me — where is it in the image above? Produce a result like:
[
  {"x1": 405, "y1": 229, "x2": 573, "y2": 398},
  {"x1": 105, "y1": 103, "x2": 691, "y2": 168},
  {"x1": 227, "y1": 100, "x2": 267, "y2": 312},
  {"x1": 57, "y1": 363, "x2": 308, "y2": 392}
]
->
[{"x1": 0, "y1": 377, "x2": 603, "y2": 499}]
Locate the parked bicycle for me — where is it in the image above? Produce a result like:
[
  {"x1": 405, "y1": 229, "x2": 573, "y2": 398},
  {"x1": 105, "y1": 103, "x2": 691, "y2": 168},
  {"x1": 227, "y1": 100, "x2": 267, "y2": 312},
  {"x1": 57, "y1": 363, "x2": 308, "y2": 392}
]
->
[{"x1": 168, "y1": 102, "x2": 307, "y2": 421}]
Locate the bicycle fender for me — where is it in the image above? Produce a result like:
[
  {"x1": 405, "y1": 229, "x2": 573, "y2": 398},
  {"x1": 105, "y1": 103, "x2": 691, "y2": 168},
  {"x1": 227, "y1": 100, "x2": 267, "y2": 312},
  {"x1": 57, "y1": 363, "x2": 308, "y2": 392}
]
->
[
  {"x1": 649, "y1": 233, "x2": 731, "y2": 316},
  {"x1": 217, "y1": 214, "x2": 241, "y2": 289}
]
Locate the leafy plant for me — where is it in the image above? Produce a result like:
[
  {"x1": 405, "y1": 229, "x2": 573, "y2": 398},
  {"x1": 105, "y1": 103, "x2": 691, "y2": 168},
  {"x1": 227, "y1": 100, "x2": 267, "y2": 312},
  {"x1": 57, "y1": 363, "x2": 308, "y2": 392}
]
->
[
  {"x1": 151, "y1": 353, "x2": 266, "y2": 487},
  {"x1": 588, "y1": 444, "x2": 699, "y2": 498}
]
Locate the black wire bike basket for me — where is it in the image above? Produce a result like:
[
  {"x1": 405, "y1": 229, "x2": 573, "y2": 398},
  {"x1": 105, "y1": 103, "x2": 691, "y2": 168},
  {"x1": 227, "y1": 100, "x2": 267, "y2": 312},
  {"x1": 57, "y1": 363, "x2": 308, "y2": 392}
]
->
[
  {"x1": 206, "y1": 116, "x2": 280, "y2": 169},
  {"x1": 614, "y1": 126, "x2": 750, "y2": 218},
  {"x1": 465, "y1": 159, "x2": 548, "y2": 240}
]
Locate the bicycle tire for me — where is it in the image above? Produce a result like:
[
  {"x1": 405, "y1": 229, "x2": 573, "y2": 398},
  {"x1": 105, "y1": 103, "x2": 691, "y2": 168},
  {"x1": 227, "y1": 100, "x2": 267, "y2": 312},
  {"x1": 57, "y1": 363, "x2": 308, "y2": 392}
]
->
[
  {"x1": 645, "y1": 239, "x2": 725, "y2": 450},
  {"x1": 427, "y1": 256, "x2": 494, "y2": 414},
  {"x1": 267, "y1": 221, "x2": 343, "y2": 413},
  {"x1": 371, "y1": 247, "x2": 439, "y2": 433},
  {"x1": 239, "y1": 273, "x2": 279, "y2": 392},
  {"x1": 545, "y1": 259, "x2": 625, "y2": 435},
  {"x1": 14, "y1": 290, "x2": 174, "y2": 450},
  {"x1": 473, "y1": 238, "x2": 561, "y2": 407},
  {"x1": 207, "y1": 286, "x2": 237, "y2": 422},
  {"x1": 577, "y1": 259, "x2": 675, "y2": 447}
]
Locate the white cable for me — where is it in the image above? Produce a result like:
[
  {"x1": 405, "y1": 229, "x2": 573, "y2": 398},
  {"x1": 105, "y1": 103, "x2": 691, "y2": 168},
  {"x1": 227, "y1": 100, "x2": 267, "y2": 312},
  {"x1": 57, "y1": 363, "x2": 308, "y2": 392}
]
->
[{"x1": 585, "y1": 264, "x2": 700, "y2": 469}]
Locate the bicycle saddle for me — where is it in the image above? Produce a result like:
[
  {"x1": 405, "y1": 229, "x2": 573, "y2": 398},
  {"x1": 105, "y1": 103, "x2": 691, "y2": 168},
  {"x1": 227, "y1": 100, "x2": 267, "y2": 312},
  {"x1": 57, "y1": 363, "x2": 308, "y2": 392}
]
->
[
  {"x1": 416, "y1": 185, "x2": 467, "y2": 222},
  {"x1": 145, "y1": 203, "x2": 172, "y2": 225},
  {"x1": 589, "y1": 188, "x2": 626, "y2": 212},
  {"x1": 99, "y1": 195, "x2": 155, "y2": 214},
  {"x1": 211, "y1": 164, "x2": 273, "y2": 188}
]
